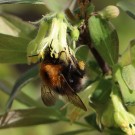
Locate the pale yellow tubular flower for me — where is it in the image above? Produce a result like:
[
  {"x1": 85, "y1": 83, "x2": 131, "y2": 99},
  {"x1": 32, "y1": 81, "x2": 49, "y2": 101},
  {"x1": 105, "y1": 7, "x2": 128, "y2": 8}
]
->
[
  {"x1": 39, "y1": 17, "x2": 60, "y2": 59},
  {"x1": 111, "y1": 92, "x2": 135, "y2": 135},
  {"x1": 27, "y1": 20, "x2": 49, "y2": 64}
]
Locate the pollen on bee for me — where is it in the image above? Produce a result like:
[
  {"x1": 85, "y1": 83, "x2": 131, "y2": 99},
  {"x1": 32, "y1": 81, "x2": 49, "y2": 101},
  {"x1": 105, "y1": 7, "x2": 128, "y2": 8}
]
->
[
  {"x1": 39, "y1": 51, "x2": 45, "y2": 60},
  {"x1": 78, "y1": 61, "x2": 85, "y2": 70}
]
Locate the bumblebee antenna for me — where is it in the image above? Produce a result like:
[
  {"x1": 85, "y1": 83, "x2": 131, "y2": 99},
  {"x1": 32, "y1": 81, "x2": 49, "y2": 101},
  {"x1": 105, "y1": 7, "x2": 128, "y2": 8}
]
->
[{"x1": 28, "y1": 54, "x2": 39, "y2": 57}]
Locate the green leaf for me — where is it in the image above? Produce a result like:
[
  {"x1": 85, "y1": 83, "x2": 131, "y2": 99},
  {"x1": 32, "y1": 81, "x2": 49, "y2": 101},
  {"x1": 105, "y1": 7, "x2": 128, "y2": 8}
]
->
[
  {"x1": 0, "y1": 107, "x2": 61, "y2": 128},
  {"x1": 89, "y1": 79, "x2": 112, "y2": 130},
  {"x1": 85, "y1": 113, "x2": 99, "y2": 130},
  {"x1": 119, "y1": 45, "x2": 132, "y2": 66},
  {"x1": 119, "y1": 39, "x2": 135, "y2": 66},
  {"x1": 130, "y1": 39, "x2": 135, "y2": 47},
  {"x1": 0, "y1": 81, "x2": 41, "y2": 107},
  {"x1": 122, "y1": 64, "x2": 135, "y2": 91},
  {"x1": 0, "y1": 16, "x2": 20, "y2": 37},
  {"x1": 86, "y1": 3, "x2": 95, "y2": 15},
  {"x1": 1, "y1": 14, "x2": 36, "y2": 39},
  {"x1": 44, "y1": 0, "x2": 72, "y2": 12},
  {"x1": 0, "y1": 0, "x2": 72, "y2": 11},
  {"x1": 117, "y1": 0, "x2": 135, "y2": 20},
  {"x1": 58, "y1": 129, "x2": 90, "y2": 135},
  {"x1": 6, "y1": 65, "x2": 39, "y2": 110},
  {"x1": 130, "y1": 39, "x2": 135, "y2": 67},
  {"x1": 0, "y1": 33, "x2": 30, "y2": 63},
  {"x1": 107, "y1": 128, "x2": 125, "y2": 135},
  {"x1": 88, "y1": 16, "x2": 119, "y2": 67},
  {"x1": 0, "y1": 0, "x2": 44, "y2": 4},
  {"x1": 90, "y1": 79, "x2": 112, "y2": 106},
  {"x1": 75, "y1": 45, "x2": 90, "y2": 62},
  {"x1": 114, "y1": 66, "x2": 135, "y2": 106}
]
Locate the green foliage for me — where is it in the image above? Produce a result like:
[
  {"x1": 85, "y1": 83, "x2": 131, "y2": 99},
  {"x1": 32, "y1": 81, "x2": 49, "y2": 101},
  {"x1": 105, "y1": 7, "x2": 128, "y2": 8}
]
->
[
  {"x1": 75, "y1": 45, "x2": 90, "y2": 62},
  {"x1": 0, "y1": 81, "x2": 40, "y2": 107},
  {"x1": 0, "y1": 14, "x2": 36, "y2": 38},
  {"x1": 0, "y1": 108, "x2": 61, "y2": 128},
  {"x1": 0, "y1": 0, "x2": 44, "y2": 4},
  {"x1": 114, "y1": 66, "x2": 135, "y2": 106},
  {"x1": 88, "y1": 15, "x2": 119, "y2": 67},
  {"x1": 122, "y1": 64, "x2": 135, "y2": 91},
  {"x1": 58, "y1": 129, "x2": 91, "y2": 135},
  {"x1": 0, "y1": 34, "x2": 29, "y2": 63},
  {"x1": 0, "y1": 1, "x2": 135, "y2": 135},
  {"x1": 6, "y1": 66, "x2": 39, "y2": 110},
  {"x1": 0, "y1": 0, "x2": 72, "y2": 12},
  {"x1": 0, "y1": 13, "x2": 36, "y2": 63}
]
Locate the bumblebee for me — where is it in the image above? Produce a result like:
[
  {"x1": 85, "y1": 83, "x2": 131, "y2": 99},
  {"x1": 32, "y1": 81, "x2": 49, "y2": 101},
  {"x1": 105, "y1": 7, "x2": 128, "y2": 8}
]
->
[{"x1": 40, "y1": 50, "x2": 87, "y2": 111}]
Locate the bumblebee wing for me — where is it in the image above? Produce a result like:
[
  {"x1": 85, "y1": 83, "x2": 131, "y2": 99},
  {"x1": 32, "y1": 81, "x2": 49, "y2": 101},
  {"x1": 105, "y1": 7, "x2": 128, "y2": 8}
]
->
[
  {"x1": 60, "y1": 74, "x2": 87, "y2": 111},
  {"x1": 41, "y1": 83, "x2": 57, "y2": 106}
]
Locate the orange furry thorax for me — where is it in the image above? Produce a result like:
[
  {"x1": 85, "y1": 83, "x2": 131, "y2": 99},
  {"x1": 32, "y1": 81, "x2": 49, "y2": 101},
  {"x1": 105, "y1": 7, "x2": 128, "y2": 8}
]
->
[{"x1": 40, "y1": 63, "x2": 63, "y2": 87}]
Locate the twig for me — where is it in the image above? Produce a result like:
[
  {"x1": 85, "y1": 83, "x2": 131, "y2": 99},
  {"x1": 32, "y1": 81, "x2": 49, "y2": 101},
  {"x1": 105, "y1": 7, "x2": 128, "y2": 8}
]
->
[{"x1": 65, "y1": 2, "x2": 111, "y2": 74}]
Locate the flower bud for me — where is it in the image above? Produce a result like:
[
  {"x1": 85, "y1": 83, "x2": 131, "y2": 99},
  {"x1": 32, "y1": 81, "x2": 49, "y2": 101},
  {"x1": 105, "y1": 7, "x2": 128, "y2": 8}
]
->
[
  {"x1": 98, "y1": 5, "x2": 120, "y2": 19},
  {"x1": 71, "y1": 27, "x2": 80, "y2": 41}
]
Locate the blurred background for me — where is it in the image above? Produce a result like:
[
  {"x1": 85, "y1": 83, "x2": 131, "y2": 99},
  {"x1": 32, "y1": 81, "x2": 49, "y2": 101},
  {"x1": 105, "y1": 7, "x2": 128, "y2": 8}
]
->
[{"x1": 0, "y1": 0, "x2": 135, "y2": 134}]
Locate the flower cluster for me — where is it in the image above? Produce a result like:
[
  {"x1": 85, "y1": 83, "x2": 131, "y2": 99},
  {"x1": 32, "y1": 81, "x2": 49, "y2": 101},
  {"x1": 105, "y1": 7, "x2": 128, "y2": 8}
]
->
[
  {"x1": 27, "y1": 12, "x2": 79, "y2": 65},
  {"x1": 93, "y1": 85, "x2": 135, "y2": 135}
]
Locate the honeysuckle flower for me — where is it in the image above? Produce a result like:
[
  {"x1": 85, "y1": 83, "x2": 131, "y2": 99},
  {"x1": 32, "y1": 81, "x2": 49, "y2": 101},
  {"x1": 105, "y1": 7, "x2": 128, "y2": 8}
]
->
[
  {"x1": 27, "y1": 20, "x2": 49, "y2": 64},
  {"x1": 111, "y1": 90, "x2": 135, "y2": 135},
  {"x1": 27, "y1": 12, "x2": 79, "y2": 65},
  {"x1": 89, "y1": 80, "x2": 135, "y2": 135},
  {"x1": 101, "y1": 86, "x2": 135, "y2": 135}
]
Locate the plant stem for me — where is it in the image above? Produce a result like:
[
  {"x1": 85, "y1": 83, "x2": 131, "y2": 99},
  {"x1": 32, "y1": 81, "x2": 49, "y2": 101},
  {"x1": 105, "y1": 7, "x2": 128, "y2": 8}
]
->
[
  {"x1": 65, "y1": 9, "x2": 78, "y2": 24},
  {"x1": 65, "y1": 1, "x2": 111, "y2": 74},
  {"x1": 80, "y1": 21, "x2": 111, "y2": 74},
  {"x1": 90, "y1": 47, "x2": 111, "y2": 74}
]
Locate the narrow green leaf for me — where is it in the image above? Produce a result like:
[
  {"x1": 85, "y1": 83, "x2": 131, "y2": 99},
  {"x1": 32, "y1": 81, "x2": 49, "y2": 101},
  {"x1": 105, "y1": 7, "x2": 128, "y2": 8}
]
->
[
  {"x1": 58, "y1": 129, "x2": 90, "y2": 135},
  {"x1": 0, "y1": 0, "x2": 72, "y2": 12},
  {"x1": 44, "y1": 0, "x2": 72, "y2": 12},
  {"x1": 88, "y1": 16, "x2": 119, "y2": 67},
  {"x1": 0, "y1": 33, "x2": 30, "y2": 63},
  {"x1": 130, "y1": 39, "x2": 135, "y2": 67},
  {"x1": 0, "y1": 108, "x2": 61, "y2": 128},
  {"x1": 122, "y1": 64, "x2": 135, "y2": 91},
  {"x1": 0, "y1": 16, "x2": 20, "y2": 37},
  {"x1": 114, "y1": 66, "x2": 135, "y2": 106},
  {"x1": 0, "y1": 81, "x2": 41, "y2": 107},
  {"x1": 117, "y1": 0, "x2": 135, "y2": 20},
  {"x1": 2, "y1": 14, "x2": 36, "y2": 39},
  {"x1": 0, "y1": 0, "x2": 43, "y2": 4},
  {"x1": 6, "y1": 65, "x2": 39, "y2": 110}
]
